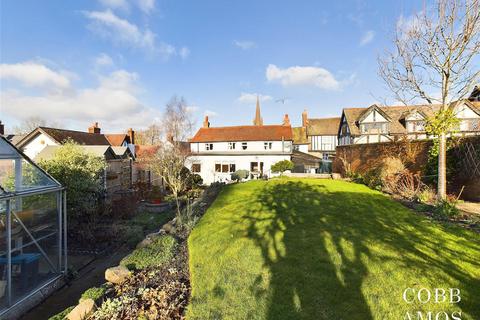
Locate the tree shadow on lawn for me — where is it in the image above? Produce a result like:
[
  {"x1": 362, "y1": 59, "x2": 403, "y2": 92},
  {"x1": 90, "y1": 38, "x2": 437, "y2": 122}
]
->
[{"x1": 240, "y1": 180, "x2": 480, "y2": 320}]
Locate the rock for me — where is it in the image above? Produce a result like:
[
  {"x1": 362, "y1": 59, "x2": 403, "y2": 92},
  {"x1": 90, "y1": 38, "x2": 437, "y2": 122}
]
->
[
  {"x1": 105, "y1": 265, "x2": 130, "y2": 284},
  {"x1": 67, "y1": 299, "x2": 96, "y2": 320},
  {"x1": 162, "y1": 222, "x2": 174, "y2": 233},
  {"x1": 331, "y1": 173, "x2": 342, "y2": 180},
  {"x1": 136, "y1": 232, "x2": 160, "y2": 249}
]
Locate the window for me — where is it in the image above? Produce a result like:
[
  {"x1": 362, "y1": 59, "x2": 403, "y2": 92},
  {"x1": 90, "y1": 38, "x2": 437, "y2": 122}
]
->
[
  {"x1": 192, "y1": 163, "x2": 201, "y2": 173},
  {"x1": 293, "y1": 145, "x2": 300, "y2": 151},
  {"x1": 215, "y1": 162, "x2": 236, "y2": 173},
  {"x1": 264, "y1": 142, "x2": 273, "y2": 150},
  {"x1": 228, "y1": 142, "x2": 236, "y2": 150},
  {"x1": 360, "y1": 123, "x2": 388, "y2": 134},
  {"x1": 311, "y1": 136, "x2": 337, "y2": 151},
  {"x1": 242, "y1": 142, "x2": 248, "y2": 150},
  {"x1": 460, "y1": 119, "x2": 480, "y2": 131},
  {"x1": 407, "y1": 120, "x2": 425, "y2": 132},
  {"x1": 205, "y1": 143, "x2": 213, "y2": 150}
]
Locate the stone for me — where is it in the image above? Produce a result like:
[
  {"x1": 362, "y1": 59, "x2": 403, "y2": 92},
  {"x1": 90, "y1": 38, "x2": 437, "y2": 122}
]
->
[
  {"x1": 162, "y1": 222, "x2": 174, "y2": 233},
  {"x1": 136, "y1": 232, "x2": 160, "y2": 249},
  {"x1": 105, "y1": 265, "x2": 130, "y2": 284},
  {"x1": 67, "y1": 299, "x2": 96, "y2": 320}
]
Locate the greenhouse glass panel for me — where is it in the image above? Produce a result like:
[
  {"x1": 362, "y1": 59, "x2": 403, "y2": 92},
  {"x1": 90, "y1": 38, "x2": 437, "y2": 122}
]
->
[{"x1": 0, "y1": 136, "x2": 66, "y2": 318}]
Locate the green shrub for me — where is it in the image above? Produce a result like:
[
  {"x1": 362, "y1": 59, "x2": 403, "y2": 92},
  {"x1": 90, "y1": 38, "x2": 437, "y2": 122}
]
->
[
  {"x1": 39, "y1": 139, "x2": 107, "y2": 216},
  {"x1": 434, "y1": 199, "x2": 459, "y2": 219},
  {"x1": 231, "y1": 170, "x2": 249, "y2": 181},
  {"x1": 271, "y1": 160, "x2": 294, "y2": 174},
  {"x1": 416, "y1": 188, "x2": 436, "y2": 204},
  {"x1": 120, "y1": 235, "x2": 177, "y2": 270},
  {"x1": 81, "y1": 286, "x2": 106, "y2": 302},
  {"x1": 48, "y1": 306, "x2": 75, "y2": 320},
  {"x1": 363, "y1": 168, "x2": 382, "y2": 190}
]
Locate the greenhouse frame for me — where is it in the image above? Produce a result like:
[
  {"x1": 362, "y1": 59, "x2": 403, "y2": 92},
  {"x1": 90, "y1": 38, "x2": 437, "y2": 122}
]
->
[{"x1": 0, "y1": 136, "x2": 67, "y2": 316}]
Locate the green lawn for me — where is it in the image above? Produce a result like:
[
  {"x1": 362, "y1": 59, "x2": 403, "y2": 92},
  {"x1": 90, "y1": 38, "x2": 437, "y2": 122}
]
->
[{"x1": 187, "y1": 178, "x2": 480, "y2": 320}]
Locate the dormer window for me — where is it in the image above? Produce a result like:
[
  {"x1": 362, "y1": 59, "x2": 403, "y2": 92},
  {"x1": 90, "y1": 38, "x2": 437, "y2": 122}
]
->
[
  {"x1": 407, "y1": 120, "x2": 425, "y2": 132},
  {"x1": 242, "y1": 142, "x2": 248, "y2": 150},
  {"x1": 228, "y1": 142, "x2": 236, "y2": 150},
  {"x1": 264, "y1": 142, "x2": 272, "y2": 150},
  {"x1": 360, "y1": 123, "x2": 389, "y2": 134},
  {"x1": 205, "y1": 143, "x2": 213, "y2": 150}
]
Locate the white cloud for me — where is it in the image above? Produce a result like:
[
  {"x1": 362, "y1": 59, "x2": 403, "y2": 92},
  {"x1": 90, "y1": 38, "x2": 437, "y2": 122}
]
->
[
  {"x1": 360, "y1": 30, "x2": 375, "y2": 46},
  {"x1": 84, "y1": 10, "x2": 155, "y2": 49},
  {"x1": 98, "y1": 0, "x2": 129, "y2": 11},
  {"x1": 233, "y1": 40, "x2": 256, "y2": 50},
  {"x1": 83, "y1": 10, "x2": 186, "y2": 60},
  {"x1": 136, "y1": 0, "x2": 155, "y2": 14},
  {"x1": 95, "y1": 53, "x2": 114, "y2": 67},
  {"x1": 265, "y1": 64, "x2": 340, "y2": 90},
  {"x1": 237, "y1": 92, "x2": 272, "y2": 103},
  {"x1": 0, "y1": 61, "x2": 71, "y2": 90},
  {"x1": 179, "y1": 47, "x2": 190, "y2": 59},
  {"x1": 1, "y1": 61, "x2": 161, "y2": 130}
]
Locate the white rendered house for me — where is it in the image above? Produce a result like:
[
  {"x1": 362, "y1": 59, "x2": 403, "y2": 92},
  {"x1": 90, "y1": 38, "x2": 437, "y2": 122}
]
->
[{"x1": 187, "y1": 100, "x2": 293, "y2": 185}]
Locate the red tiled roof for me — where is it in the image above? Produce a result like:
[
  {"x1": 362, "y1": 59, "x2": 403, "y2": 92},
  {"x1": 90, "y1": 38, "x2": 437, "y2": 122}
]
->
[
  {"x1": 135, "y1": 145, "x2": 160, "y2": 158},
  {"x1": 105, "y1": 134, "x2": 129, "y2": 146},
  {"x1": 189, "y1": 125, "x2": 293, "y2": 142}
]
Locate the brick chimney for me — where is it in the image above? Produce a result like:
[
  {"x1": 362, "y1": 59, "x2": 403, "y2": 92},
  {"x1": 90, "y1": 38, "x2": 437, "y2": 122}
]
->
[
  {"x1": 283, "y1": 114, "x2": 291, "y2": 126},
  {"x1": 128, "y1": 128, "x2": 135, "y2": 144},
  {"x1": 302, "y1": 110, "x2": 308, "y2": 127},
  {"x1": 203, "y1": 116, "x2": 210, "y2": 128},
  {"x1": 88, "y1": 122, "x2": 101, "y2": 134},
  {"x1": 0, "y1": 121, "x2": 4, "y2": 136}
]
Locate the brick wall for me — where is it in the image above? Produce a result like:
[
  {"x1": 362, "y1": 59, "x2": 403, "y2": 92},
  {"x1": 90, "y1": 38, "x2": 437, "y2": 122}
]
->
[{"x1": 333, "y1": 137, "x2": 480, "y2": 201}]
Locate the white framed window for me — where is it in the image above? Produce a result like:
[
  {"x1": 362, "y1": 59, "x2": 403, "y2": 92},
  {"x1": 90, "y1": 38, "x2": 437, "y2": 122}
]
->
[
  {"x1": 264, "y1": 142, "x2": 273, "y2": 150},
  {"x1": 205, "y1": 143, "x2": 213, "y2": 150},
  {"x1": 242, "y1": 142, "x2": 248, "y2": 150},
  {"x1": 228, "y1": 142, "x2": 236, "y2": 150}
]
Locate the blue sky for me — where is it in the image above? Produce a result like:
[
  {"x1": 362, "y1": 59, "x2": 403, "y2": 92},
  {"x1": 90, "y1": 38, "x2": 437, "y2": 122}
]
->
[{"x1": 1, "y1": 0, "x2": 426, "y2": 133}]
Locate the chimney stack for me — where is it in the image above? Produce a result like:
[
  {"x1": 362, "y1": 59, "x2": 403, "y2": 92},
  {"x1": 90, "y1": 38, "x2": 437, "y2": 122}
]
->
[
  {"x1": 0, "y1": 121, "x2": 4, "y2": 136},
  {"x1": 302, "y1": 110, "x2": 308, "y2": 128},
  {"x1": 203, "y1": 116, "x2": 210, "y2": 128},
  {"x1": 283, "y1": 114, "x2": 291, "y2": 126},
  {"x1": 88, "y1": 122, "x2": 101, "y2": 134},
  {"x1": 128, "y1": 128, "x2": 135, "y2": 144}
]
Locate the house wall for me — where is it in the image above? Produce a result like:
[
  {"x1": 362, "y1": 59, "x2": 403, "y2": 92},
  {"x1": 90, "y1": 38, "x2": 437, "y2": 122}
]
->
[
  {"x1": 21, "y1": 133, "x2": 58, "y2": 159},
  {"x1": 186, "y1": 154, "x2": 291, "y2": 185},
  {"x1": 190, "y1": 140, "x2": 292, "y2": 153},
  {"x1": 294, "y1": 144, "x2": 309, "y2": 153}
]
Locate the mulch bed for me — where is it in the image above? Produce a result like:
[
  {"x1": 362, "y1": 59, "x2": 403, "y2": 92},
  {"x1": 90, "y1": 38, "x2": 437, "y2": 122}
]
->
[
  {"x1": 87, "y1": 184, "x2": 224, "y2": 320},
  {"x1": 394, "y1": 197, "x2": 480, "y2": 233}
]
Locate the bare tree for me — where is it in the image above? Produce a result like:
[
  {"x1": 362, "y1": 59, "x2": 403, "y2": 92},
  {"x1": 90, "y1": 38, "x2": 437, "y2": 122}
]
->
[
  {"x1": 135, "y1": 124, "x2": 162, "y2": 145},
  {"x1": 13, "y1": 116, "x2": 63, "y2": 134},
  {"x1": 378, "y1": 0, "x2": 480, "y2": 199},
  {"x1": 149, "y1": 96, "x2": 194, "y2": 221}
]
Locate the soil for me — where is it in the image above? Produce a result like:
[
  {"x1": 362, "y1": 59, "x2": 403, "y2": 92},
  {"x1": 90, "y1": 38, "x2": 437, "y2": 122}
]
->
[{"x1": 20, "y1": 246, "x2": 130, "y2": 320}]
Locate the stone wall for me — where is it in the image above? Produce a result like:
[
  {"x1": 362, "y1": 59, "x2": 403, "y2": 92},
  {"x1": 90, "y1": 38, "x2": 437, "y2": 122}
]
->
[{"x1": 333, "y1": 137, "x2": 480, "y2": 201}]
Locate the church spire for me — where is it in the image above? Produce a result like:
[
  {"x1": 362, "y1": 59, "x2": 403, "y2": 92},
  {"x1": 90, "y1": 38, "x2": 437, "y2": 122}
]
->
[{"x1": 253, "y1": 95, "x2": 263, "y2": 126}]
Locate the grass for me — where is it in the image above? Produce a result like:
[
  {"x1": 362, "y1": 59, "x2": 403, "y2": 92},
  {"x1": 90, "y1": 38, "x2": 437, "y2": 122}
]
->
[
  {"x1": 187, "y1": 178, "x2": 480, "y2": 320},
  {"x1": 131, "y1": 210, "x2": 174, "y2": 232},
  {"x1": 120, "y1": 235, "x2": 177, "y2": 270}
]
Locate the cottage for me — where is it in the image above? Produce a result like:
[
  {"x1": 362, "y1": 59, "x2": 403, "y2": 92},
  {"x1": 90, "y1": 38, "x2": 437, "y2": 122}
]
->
[
  {"x1": 338, "y1": 100, "x2": 480, "y2": 145},
  {"x1": 187, "y1": 98, "x2": 293, "y2": 184}
]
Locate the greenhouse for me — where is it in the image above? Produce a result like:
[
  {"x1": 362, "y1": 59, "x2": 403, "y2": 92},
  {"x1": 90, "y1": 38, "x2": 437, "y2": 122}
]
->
[{"x1": 0, "y1": 136, "x2": 66, "y2": 316}]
